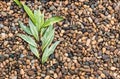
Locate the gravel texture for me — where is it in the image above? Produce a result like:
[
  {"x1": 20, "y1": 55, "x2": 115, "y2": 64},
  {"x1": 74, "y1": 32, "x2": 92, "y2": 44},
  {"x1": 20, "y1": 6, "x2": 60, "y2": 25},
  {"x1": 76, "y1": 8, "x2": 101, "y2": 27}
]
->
[{"x1": 0, "y1": 0, "x2": 120, "y2": 79}]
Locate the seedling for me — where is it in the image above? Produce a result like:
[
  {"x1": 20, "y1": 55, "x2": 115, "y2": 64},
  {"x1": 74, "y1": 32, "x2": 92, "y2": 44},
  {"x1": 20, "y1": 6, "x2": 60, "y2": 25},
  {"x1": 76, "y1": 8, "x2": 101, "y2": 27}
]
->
[{"x1": 15, "y1": 1, "x2": 63, "y2": 63}]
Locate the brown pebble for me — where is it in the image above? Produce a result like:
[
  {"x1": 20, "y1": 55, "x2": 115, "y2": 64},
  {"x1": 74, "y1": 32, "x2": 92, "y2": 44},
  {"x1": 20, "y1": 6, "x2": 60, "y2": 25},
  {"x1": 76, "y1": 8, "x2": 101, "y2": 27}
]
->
[
  {"x1": 100, "y1": 73, "x2": 106, "y2": 78},
  {"x1": 54, "y1": 73, "x2": 58, "y2": 78},
  {"x1": 91, "y1": 40, "x2": 96, "y2": 45},
  {"x1": 64, "y1": 1, "x2": 68, "y2": 5},
  {"x1": 28, "y1": 70, "x2": 34, "y2": 76},
  {"x1": 110, "y1": 67, "x2": 116, "y2": 71},
  {"x1": 26, "y1": 60, "x2": 30, "y2": 65},
  {"x1": 80, "y1": 76, "x2": 85, "y2": 79},
  {"x1": 1, "y1": 33, "x2": 7, "y2": 40},
  {"x1": 8, "y1": 33, "x2": 13, "y2": 37},
  {"x1": 45, "y1": 75, "x2": 50, "y2": 79},
  {"x1": 20, "y1": 69, "x2": 24, "y2": 75},
  {"x1": 86, "y1": 39, "x2": 91, "y2": 46},
  {"x1": 102, "y1": 48, "x2": 106, "y2": 53},
  {"x1": 4, "y1": 41, "x2": 8, "y2": 46}
]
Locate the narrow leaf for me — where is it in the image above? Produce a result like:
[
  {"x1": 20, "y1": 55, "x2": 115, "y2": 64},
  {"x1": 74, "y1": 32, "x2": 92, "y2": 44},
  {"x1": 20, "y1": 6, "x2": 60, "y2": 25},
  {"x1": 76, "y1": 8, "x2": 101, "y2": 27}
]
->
[
  {"x1": 19, "y1": 21, "x2": 32, "y2": 35},
  {"x1": 22, "y1": 4, "x2": 36, "y2": 24},
  {"x1": 14, "y1": 0, "x2": 22, "y2": 7},
  {"x1": 29, "y1": 19, "x2": 39, "y2": 41},
  {"x1": 41, "y1": 28, "x2": 54, "y2": 51},
  {"x1": 17, "y1": 34, "x2": 37, "y2": 47},
  {"x1": 34, "y1": 10, "x2": 44, "y2": 31},
  {"x1": 47, "y1": 41, "x2": 60, "y2": 56},
  {"x1": 42, "y1": 41, "x2": 60, "y2": 63},
  {"x1": 40, "y1": 28, "x2": 46, "y2": 36},
  {"x1": 29, "y1": 45, "x2": 39, "y2": 58},
  {"x1": 43, "y1": 25, "x2": 53, "y2": 38},
  {"x1": 43, "y1": 16, "x2": 63, "y2": 27}
]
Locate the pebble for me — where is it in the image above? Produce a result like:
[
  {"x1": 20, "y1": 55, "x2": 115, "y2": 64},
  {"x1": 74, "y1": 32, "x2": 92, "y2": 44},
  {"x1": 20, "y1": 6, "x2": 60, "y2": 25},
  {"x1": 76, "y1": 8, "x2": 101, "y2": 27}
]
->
[
  {"x1": 91, "y1": 40, "x2": 96, "y2": 45},
  {"x1": 1, "y1": 33, "x2": 7, "y2": 40},
  {"x1": 28, "y1": 70, "x2": 35, "y2": 76},
  {"x1": 1, "y1": 11, "x2": 7, "y2": 16},
  {"x1": 8, "y1": 33, "x2": 13, "y2": 37},
  {"x1": 49, "y1": 5, "x2": 55, "y2": 10},
  {"x1": 102, "y1": 48, "x2": 106, "y2": 53},
  {"x1": 110, "y1": 67, "x2": 116, "y2": 71},
  {"x1": 100, "y1": 73, "x2": 106, "y2": 78},
  {"x1": 45, "y1": 75, "x2": 50, "y2": 79},
  {"x1": 0, "y1": 24, "x2": 4, "y2": 28},
  {"x1": 98, "y1": 38, "x2": 103, "y2": 42},
  {"x1": 0, "y1": 55, "x2": 6, "y2": 62},
  {"x1": 86, "y1": 39, "x2": 91, "y2": 46},
  {"x1": 54, "y1": 73, "x2": 58, "y2": 78},
  {"x1": 3, "y1": 41, "x2": 8, "y2": 46},
  {"x1": 10, "y1": 76, "x2": 17, "y2": 79},
  {"x1": 20, "y1": 69, "x2": 24, "y2": 75}
]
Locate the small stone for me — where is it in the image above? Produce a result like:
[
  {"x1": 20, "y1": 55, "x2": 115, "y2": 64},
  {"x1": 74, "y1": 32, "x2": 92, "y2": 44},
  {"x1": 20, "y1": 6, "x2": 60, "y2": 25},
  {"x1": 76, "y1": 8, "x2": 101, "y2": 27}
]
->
[
  {"x1": 88, "y1": 17, "x2": 93, "y2": 23},
  {"x1": 26, "y1": 60, "x2": 30, "y2": 65},
  {"x1": 9, "y1": 10, "x2": 14, "y2": 14},
  {"x1": 0, "y1": 24, "x2": 4, "y2": 28},
  {"x1": 4, "y1": 41, "x2": 8, "y2": 46},
  {"x1": 11, "y1": 26, "x2": 17, "y2": 31},
  {"x1": 89, "y1": 77, "x2": 94, "y2": 79},
  {"x1": 0, "y1": 55, "x2": 6, "y2": 62},
  {"x1": 71, "y1": 66, "x2": 75, "y2": 70},
  {"x1": 28, "y1": 70, "x2": 34, "y2": 76},
  {"x1": 41, "y1": 74, "x2": 45, "y2": 77},
  {"x1": 102, "y1": 55, "x2": 109, "y2": 61},
  {"x1": 64, "y1": 1, "x2": 68, "y2": 5},
  {"x1": 49, "y1": 6, "x2": 55, "y2": 10},
  {"x1": 80, "y1": 76, "x2": 85, "y2": 79},
  {"x1": 76, "y1": 77, "x2": 80, "y2": 79},
  {"x1": 20, "y1": 54, "x2": 24, "y2": 58},
  {"x1": 1, "y1": 11, "x2": 7, "y2": 16},
  {"x1": 8, "y1": 33, "x2": 13, "y2": 37},
  {"x1": 61, "y1": 30, "x2": 65, "y2": 34},
  {"x1": 45, "y1": 75, "x2": 50, "y2": 79},
  {"x1": 10, "y1": 76, "x2": 17, "y2": 79},
  {"x1": 86, "y1": 39, "x2": 91, "y2": 46},
  {"x1": 54, "y1": 73, "x2": 58, "y2": 78},
  {"x1": 110, "y1": 67, "x2": 116, "y2": 71},
  {"x1": 78, "y1": 39, "x2": 81, "y2": 42},
  {"x1": 91, "y1": 40, "x2": 96, "y2": 45},
  {"x1": 1, "y1": 33, "x2": 7, "y2": 40},
  {"x1": 98, "y1": 38, "x2": 103, "y2": 42},
  {"x1": 100, "y1": 73, "x2": 106, "y2": 78},
  {"x1": 20, "y1": 69, "x2": 24, "y2": 75},
  {"x1": 111, "y1": 20, "x2": 114, "y2": 25},
  {"x1": 102, "y1": 48, "x2": 106, "y2": 53},
  {"x1": 4, "y1": 26, "x2": 9, "y2": 31}
]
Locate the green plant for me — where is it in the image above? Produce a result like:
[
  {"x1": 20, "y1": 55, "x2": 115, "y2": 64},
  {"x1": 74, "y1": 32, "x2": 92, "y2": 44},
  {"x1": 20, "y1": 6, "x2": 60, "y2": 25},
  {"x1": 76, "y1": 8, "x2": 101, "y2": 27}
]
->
[
  {"x1": 15, "y1": 2, "x2": 63, "y2": 63},
  {"x1": 14, "y1": 0, "x2": 22, "y2": 7}
]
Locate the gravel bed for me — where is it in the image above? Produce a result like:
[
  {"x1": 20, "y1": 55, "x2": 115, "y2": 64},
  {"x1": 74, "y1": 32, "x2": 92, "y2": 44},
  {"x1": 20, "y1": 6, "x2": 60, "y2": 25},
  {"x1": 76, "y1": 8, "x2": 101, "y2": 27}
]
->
[{"x1": 0, "y1": 0, "x2": 120, "y2": 79}]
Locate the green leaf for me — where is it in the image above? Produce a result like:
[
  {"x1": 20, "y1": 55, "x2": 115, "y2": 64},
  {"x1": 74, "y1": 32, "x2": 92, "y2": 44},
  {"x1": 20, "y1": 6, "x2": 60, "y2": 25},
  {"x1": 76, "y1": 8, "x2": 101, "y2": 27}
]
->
[
  {"x1": 29, "y1": 45, "x2": 39, "y2": 58},
  {"x1": 29, "y1": 19, "x2": 39, "y2": 41},
  {"x1": 34, "y1": 10, "x2": 44, "y2": 31},
  {"x1": 43, "y1": 16, "x2": 63, "y2": 27},
  {"x1": 41, "y1": 25, "x2": 54, "y2": 51},
  {"x1": 19, "y1": 21, "x2": 32, "y2": 35},
  {"x1": 42, "y1": 41, "x2": 60, "y2": 63},
  {"x1": 22, "y1": 4, "x2": 36, "y2": 25},
  {"x1": 17, "y1": 34, "x2": 37, "y2": 47},
  {"x1": 14, "y1": 0, "x2": 22, "y2": 7},
  {"x1": 43, "y1": 25, "x2": 53, "y2": 38},
  {"x1": 40, "y1": 28, "x2": 46, "y2": 36}
]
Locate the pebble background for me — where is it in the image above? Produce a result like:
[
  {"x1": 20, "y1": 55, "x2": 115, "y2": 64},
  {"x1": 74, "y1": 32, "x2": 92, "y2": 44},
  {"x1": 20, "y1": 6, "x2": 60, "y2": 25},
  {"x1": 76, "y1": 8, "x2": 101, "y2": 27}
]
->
[{"x1": 0, "y1": 0, "x2": 120, "y2": 79}]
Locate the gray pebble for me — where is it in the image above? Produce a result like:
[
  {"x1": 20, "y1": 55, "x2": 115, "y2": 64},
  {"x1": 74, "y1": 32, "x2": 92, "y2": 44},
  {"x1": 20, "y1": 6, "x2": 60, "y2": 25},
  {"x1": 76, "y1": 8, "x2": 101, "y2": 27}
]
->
[{"x1": 0, "y1": 24, "x2": 4, "y2": 28}]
